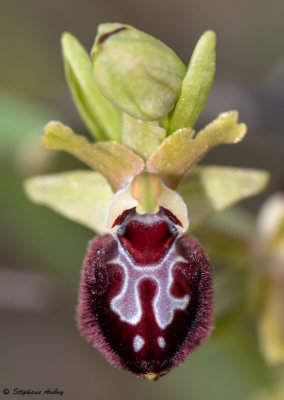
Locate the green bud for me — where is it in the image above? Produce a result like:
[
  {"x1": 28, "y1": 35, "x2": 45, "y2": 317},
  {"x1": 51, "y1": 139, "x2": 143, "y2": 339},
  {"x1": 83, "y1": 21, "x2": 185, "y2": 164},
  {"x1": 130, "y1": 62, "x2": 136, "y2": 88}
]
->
[{"x1": 91, "y1": 23, "x2": 186, "y2": 121}]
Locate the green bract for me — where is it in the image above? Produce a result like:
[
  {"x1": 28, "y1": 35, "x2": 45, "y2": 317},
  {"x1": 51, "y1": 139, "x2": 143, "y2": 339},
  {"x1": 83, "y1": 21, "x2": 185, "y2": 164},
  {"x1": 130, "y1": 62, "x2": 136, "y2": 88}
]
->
[
  {"x1": 61, "y1": 32, "x2": 121, "y2": 141},
  {"x1": 92, "y1": 23, "x2": 186, "y2": 121},
  {"x1": 169, "y1": 30, "x2": 216, "y2": 132}
]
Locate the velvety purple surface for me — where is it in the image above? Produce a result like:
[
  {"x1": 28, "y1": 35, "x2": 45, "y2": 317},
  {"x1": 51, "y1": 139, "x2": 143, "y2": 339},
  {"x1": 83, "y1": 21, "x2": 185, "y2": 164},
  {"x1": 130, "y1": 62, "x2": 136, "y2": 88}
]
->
[{"x1": 77, "y1": 210, "x2": 213, "y2": 379}]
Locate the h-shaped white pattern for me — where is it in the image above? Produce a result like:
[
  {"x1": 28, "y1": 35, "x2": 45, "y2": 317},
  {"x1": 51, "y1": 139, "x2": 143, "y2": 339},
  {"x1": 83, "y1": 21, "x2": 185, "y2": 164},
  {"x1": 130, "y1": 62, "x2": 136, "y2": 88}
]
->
[{"x1": 108, "y1": 241, "x2": 190, "y2": 330}]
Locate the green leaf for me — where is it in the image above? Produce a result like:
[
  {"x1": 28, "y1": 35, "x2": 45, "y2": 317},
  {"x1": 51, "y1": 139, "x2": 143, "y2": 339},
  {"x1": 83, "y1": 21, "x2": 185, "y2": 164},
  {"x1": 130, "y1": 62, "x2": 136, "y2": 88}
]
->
[
  {"x1": 24, "y1": 170, "x2": 113, "y2": 233},
  {"x1": 62, "y1": 32, "x2": 121, "y2": 141},
  {"x1": 147, "y1": 111, "x2": 246, "y2": 189},
  {"x1": 42, "y1": 121, "x2": 145, "y2": 191},
  {"x1": 178, "y1": 166, "x2": 269, "y2": 231},
  {"x1": 169, "y1": 30, "x2": 216, "y2": 133},
  {"x1": 122, "y1": 113, "x2": 165, "y2": 160}
]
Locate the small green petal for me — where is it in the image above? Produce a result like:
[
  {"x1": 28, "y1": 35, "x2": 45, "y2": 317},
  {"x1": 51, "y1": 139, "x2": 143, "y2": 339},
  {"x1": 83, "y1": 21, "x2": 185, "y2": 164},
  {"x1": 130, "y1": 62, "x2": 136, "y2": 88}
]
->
[
  {"x1": 42, "y1": 121, "x2": 145, "y2": 191},
  {"x1": 177, "y1": 166, "x2": 269, "y2": 231},
  {"x1": 169, "y1": 30, "x2": 216, "y2": 133},
  {"x1": 61, "y1": 32, "x2": 121, "y2": 141},
  {"x1": 122, "y1": 114, "x2": 165, "y2": 160},
  {"x1": 147, "y1": 111, "x2": 246, "y2": 189},
  {"x1": 24, "y1": 171, "x2": 113, "y2": 233}
]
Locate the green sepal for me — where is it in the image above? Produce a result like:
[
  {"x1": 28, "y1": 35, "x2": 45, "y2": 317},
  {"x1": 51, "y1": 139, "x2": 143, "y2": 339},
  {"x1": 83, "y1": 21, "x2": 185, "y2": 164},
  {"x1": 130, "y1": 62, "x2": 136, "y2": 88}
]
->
[
  {"x1": 42, "y1": 121, "x2": 144, "y2": 191},
  {"x1": 178, "y1": 165, "x2": 269, "y2": 231},
  {"x1": 147, "y1": 111, "x2": 246, "y2": 189},
  {"x1": 169, "y1": 30, "x2": 216, "y2": 133},
  {"x1": 24, "y1": 170, "x2": 113, "y2": 233},
  {"x1": 61, "y1": 32, "x2": 121, "y2": 141}
]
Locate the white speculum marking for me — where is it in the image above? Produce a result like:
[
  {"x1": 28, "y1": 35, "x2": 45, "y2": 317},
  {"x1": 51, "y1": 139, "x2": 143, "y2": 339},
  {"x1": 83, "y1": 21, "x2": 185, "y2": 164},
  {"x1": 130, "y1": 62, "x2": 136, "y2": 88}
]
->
[
  {"x1": 108, "y1": 240, "x2": 190, "y2": 330},
  {"x1": 133, "y1": 335, "x2": 145, "y2": 352},
  {"x1": 157, "y1": 336, "x2": 166, "y2": 349}
]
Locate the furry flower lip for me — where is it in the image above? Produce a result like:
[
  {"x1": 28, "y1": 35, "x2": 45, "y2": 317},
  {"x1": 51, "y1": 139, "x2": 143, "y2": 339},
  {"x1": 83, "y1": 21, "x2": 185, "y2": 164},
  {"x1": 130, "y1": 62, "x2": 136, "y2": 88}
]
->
[{"x1": 78, "y1": 182, "x2": 213, "y2": 380}]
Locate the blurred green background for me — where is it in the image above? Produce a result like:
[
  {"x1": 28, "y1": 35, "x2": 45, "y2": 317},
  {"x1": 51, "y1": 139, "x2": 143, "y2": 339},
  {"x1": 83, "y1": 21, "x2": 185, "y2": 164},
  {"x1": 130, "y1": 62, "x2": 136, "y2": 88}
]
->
[{"x1": 0, "y1": 1, "x2": 284, "y2": 399}]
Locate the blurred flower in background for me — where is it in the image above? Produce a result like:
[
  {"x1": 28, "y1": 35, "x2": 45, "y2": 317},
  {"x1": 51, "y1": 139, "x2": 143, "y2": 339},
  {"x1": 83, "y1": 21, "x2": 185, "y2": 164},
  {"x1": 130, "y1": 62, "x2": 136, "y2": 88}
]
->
[{"x1": 254, "y1": 193, "x2": 284, "y2": 365}]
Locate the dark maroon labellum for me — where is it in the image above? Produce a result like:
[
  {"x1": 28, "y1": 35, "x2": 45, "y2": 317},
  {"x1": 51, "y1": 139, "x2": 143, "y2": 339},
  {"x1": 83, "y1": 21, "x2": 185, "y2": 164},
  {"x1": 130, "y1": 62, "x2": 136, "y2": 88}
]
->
[{"x1": 78, "y1": 207, "x2": 213, "y2": 379}]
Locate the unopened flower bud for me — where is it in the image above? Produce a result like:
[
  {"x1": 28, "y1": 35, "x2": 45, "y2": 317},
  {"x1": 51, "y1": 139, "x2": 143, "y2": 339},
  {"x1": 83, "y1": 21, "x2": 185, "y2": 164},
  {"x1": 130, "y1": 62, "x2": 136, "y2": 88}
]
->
[{"x1": 91, "y1": 23, "x2": 186, "y2": 121}]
